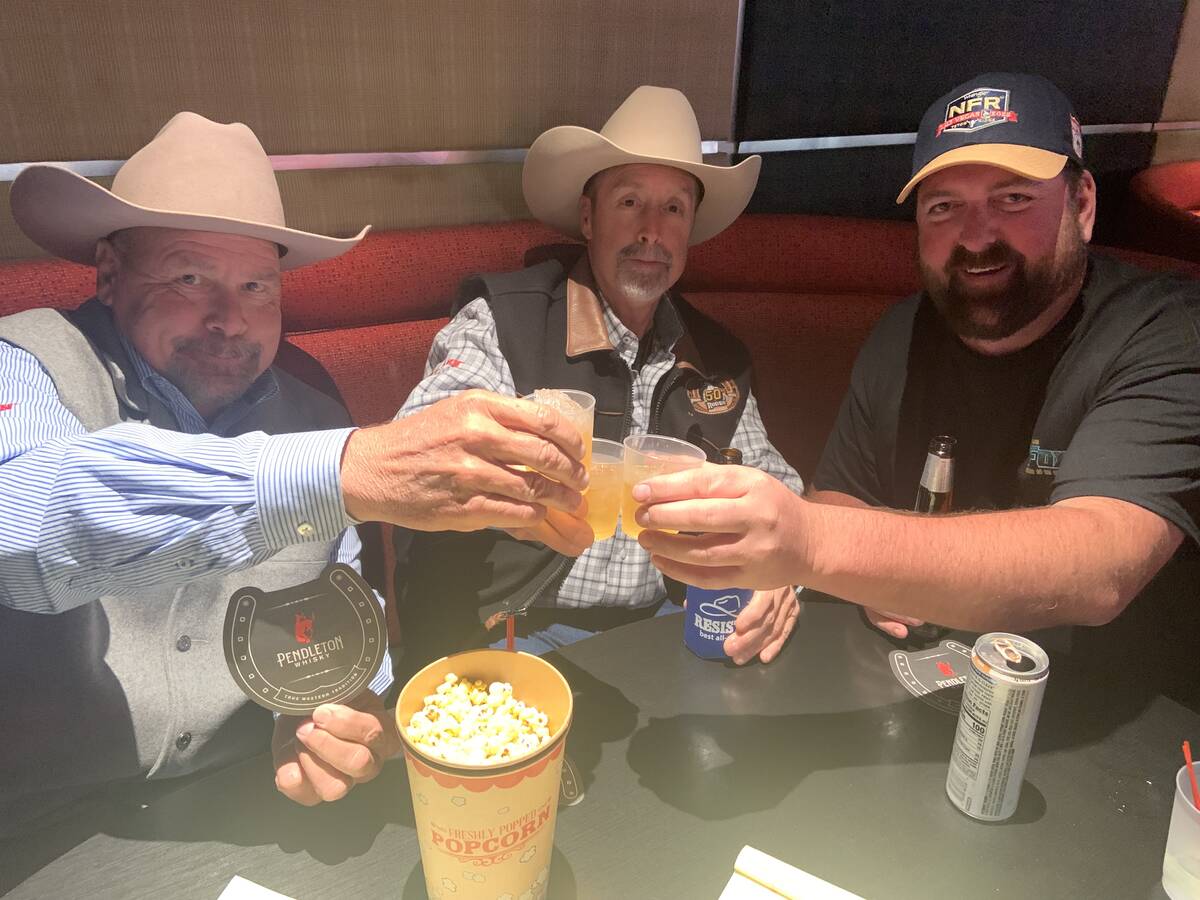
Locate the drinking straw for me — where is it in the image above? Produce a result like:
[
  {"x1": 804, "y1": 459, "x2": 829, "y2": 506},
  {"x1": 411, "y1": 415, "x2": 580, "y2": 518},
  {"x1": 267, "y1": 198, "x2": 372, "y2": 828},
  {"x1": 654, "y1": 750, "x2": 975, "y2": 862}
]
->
[
  {"x1": 1184, "y1": 741, "x2": 1200, "y2": 810},
  {"x1": 506, "y1": 616, "x2": 515, "y2": 652}
]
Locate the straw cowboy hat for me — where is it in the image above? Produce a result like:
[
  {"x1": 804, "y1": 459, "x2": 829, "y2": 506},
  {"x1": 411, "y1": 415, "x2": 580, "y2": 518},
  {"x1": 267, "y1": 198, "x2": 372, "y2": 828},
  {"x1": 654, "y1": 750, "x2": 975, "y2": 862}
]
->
[
  {"x1": 11, "y1": 111, "x2": 368, "y2": 270},
  {"x1": 522, "y1": 86, "x2": 761, "y2": 246}
]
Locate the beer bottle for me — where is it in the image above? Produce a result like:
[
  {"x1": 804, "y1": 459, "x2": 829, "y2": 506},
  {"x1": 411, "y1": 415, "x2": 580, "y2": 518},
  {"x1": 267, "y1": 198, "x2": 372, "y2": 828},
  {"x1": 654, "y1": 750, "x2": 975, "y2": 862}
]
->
[
  {"x1": 906, "y1": 435, "x2": 956, "y2": 643},
  {"x1": 684, "y1": 446, "x2": 751, "y2": 660},
  {"x1": 914, "y1": 435, "x2": 955, "y2": 513}
]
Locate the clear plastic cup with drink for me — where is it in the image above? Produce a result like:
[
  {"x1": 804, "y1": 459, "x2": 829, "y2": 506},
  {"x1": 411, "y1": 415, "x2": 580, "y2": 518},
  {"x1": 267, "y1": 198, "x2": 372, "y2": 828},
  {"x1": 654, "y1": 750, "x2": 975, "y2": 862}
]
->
[
  {"x1": 1163, "y1": 763, "x2": 1200, "y2": 899},
  {"x1": 621, "y1": 434, "x2": 706, "y2": 539},
  {"x1": 587, "y1": 438, "x2": 624, "y2": 540},
  {"x1": 523, "y1": 388, "x2": 595, "y2": 473}
]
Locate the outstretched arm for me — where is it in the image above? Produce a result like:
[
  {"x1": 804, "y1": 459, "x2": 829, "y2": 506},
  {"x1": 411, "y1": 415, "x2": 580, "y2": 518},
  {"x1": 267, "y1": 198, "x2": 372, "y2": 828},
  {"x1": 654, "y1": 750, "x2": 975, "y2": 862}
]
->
[{"x1": 635, "y1": 465, "x2": 1182, "y2": 632}]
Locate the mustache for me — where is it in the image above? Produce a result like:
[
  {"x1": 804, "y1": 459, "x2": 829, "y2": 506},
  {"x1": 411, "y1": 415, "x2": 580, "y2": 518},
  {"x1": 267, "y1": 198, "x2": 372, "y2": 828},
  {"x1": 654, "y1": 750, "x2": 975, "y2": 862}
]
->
[
  {"x1": 618, "y1": 243, "x2": 672, "y2": 265},
  {"x1": 173, "y1": 335, "x2": 259, "y2": 362},
  {"x1": 946, "y1": 241, "x2": 1021, "y2": 272}
]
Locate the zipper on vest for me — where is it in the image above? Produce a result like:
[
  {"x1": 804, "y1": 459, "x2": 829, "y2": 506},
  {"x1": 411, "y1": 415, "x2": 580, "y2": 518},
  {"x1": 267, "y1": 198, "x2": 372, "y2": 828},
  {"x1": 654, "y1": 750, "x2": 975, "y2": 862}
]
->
[
  {"x1": 648, "y1": 367, "x2": 689, "y2": 434},
  {"x1": 620, "y1": 356, "x2": 635, "y2": 438},
  {"x1": 526, "y1": 555, "x2": 571, "y2": 612}
]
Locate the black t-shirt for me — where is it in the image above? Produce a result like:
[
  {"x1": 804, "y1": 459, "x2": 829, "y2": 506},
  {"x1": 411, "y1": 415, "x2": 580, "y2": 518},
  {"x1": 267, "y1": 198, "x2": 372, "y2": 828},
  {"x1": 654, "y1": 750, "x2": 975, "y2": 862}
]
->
[{"x1": 813, "y1": 252, "x2": 1200, "y2": 708}]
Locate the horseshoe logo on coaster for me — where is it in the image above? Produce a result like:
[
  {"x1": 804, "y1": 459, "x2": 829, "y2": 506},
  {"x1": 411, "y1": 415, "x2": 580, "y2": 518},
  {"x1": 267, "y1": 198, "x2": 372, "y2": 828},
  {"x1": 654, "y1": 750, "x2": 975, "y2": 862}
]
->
[{"x1": 224, "y1": 563, "x2": 386, "y2": 715}]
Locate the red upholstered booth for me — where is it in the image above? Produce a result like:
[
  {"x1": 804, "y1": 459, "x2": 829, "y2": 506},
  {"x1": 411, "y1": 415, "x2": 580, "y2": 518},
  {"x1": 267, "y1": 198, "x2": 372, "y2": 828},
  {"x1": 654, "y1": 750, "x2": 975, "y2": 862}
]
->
[
  {"x1": 3, "y1": 213, "x2": 1198, "y2": 640},
  {"x1": 1128, "y1": 161, "x2": 1200, "y2": 264}
]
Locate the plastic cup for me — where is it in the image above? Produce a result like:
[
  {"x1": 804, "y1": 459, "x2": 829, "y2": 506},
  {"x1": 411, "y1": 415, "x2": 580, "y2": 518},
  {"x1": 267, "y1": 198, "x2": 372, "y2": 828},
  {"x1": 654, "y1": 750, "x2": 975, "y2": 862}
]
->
[
  {"x1": 587, "y1": 438, "x2": 624, "y2": 541},
  {"x1": 523, "y1": 389, "x2": 595, "y2": 473},
  {"x1": 1163, "y1": 764, "x2": 1200, "y2": 899},
  {"x1": 397, "y1": 649, "x2": 573, "y2": 900},
  {"x1": 621, "y1": 434, "x2": 706, "y2": 539}
]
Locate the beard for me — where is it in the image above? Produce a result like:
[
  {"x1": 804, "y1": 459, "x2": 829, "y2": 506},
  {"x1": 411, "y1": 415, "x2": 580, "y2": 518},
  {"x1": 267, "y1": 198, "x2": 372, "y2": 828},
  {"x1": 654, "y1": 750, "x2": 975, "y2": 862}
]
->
[
  {"x1": 614, "y1": 242, "x2": 674, "y2": 302},
  {"x1": 921, "y1": 224, "x2": 1087, "y2": 342},
  {"x1": 163, "y1": 333, "x2": 262, "y2": 415}
]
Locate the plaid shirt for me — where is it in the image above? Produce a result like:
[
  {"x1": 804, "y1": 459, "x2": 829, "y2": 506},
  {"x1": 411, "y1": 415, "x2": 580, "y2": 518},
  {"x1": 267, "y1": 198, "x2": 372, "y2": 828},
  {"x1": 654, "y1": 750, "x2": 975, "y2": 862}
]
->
[{"x1": 398, "y1": 295, "x2": 804, "y2": 610}]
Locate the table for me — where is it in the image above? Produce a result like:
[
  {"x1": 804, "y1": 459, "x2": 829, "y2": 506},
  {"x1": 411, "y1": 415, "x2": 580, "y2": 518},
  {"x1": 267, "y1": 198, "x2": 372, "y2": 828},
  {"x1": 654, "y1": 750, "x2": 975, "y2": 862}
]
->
[{"x1": 2, "y1": 598, "x2": 1192, "y2": 899}]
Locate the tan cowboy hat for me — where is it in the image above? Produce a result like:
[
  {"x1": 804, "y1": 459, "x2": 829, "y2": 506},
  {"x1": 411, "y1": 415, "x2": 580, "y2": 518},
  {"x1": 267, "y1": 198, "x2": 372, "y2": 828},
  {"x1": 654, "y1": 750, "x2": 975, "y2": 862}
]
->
[
  {"x1": 11, "y1": 111, "x2": 368, "y2": 270},
  {"x1": 522, "y1": 86, "x2": 760, "y2": 245}
]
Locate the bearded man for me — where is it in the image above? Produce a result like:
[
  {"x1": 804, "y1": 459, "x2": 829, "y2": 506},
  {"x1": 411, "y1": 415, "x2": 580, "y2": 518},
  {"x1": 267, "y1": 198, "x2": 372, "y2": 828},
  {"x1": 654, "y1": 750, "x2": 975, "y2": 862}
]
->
[{"x1": 631, "y1": 73, "x2": 1200, "y2": 710}]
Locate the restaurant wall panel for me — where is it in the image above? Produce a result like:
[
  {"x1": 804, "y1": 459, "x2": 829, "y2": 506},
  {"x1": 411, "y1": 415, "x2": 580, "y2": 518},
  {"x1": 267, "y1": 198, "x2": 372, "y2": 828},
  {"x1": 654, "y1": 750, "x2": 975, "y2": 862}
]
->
[
  {"x1": 0, "y1": 0, "x2": 742, "y2": 259},
  {"x1": 1155, "y1": 0, "x2": 1200, "y2": 164},
  {"x1": 2, "y1": 0, "x2": 1199, "y2": 260},
  {"x1": 0, "y1": 0, "x2": 741, "y2": 160},
  {"x1": 736, "y1": 0, "x2": 1187, "y2": 222}
]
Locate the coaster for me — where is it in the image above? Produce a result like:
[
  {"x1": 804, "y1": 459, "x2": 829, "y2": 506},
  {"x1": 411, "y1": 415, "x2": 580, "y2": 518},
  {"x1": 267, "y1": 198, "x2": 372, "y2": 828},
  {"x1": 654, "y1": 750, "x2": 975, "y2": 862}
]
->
[
  {"x1": 888, "y1": 639, "x2": 972, "y2": 716},
  {"x1": 224, "y1": 563, "x2": 386, "y2": 715}
]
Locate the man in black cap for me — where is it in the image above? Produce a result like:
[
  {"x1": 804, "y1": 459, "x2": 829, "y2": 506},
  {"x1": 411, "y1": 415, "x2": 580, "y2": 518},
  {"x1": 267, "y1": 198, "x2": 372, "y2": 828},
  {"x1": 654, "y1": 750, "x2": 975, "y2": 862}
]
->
[{"x1": 629, "y1": 73, "x2": 1200, "y2": 709}]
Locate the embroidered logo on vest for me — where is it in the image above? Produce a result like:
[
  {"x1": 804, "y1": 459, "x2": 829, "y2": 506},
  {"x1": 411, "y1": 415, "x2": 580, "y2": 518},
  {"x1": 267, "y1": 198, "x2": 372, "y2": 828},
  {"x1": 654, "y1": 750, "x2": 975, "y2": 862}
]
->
[{"x1": 687, "y1": 379, "x2": 740, "y2": 415}]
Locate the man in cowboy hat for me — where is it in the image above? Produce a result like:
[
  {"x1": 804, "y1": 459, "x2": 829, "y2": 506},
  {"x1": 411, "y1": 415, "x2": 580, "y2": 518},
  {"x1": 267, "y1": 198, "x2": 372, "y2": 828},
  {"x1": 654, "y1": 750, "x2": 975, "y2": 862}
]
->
[
  {"x1": 0, "y1": 111, "x2": 590, "y2": 829},
  {"x1": 631, "y1": 73, "x2": 1200, "y2": 711},
  {"x1": 393, "y1": 86, "x2": 804, "y2": 671}
]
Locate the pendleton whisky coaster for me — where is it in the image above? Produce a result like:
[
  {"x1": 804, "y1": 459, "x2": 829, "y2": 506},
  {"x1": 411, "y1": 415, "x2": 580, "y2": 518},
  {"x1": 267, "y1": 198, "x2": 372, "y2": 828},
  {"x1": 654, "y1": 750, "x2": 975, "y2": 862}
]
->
[{"x1": 223, "y1": 563, "x2": 386, "y2": 715}]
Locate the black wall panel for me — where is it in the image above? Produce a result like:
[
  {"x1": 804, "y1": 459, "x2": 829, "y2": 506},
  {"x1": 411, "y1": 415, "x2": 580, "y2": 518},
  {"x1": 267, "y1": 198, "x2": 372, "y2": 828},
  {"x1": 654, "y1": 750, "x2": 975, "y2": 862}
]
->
[
  {"x1": 739, "y1": 0, "x2": 1186, "y2": 139},
  {"x1": 737, "y1": 1, "x2": 1178, "y2": 228}
]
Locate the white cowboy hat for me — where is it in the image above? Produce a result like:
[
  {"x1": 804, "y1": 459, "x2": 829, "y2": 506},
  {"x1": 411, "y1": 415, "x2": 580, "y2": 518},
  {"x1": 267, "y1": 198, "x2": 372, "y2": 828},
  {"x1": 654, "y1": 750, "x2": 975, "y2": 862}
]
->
[
  {"x1": 522, "y1": 86, "x2": 761, "y2": 246},
  {"x1": 11, "y1": 111, "x2": 369, "y2": 270}
]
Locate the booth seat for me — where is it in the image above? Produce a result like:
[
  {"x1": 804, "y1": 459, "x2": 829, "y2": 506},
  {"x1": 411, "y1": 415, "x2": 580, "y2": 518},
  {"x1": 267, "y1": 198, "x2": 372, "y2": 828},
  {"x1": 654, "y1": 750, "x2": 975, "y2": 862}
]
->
[
  {"x1": 3, "y1": 213, "x2": 1198, "y2": 638},
  {"x1": 1128, "y1": 160, "x2": 1200, "y2": 264}
]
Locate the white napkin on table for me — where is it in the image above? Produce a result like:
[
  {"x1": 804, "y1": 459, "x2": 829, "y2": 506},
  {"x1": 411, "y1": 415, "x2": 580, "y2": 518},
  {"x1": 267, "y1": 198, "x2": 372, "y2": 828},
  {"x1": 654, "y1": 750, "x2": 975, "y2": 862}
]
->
[
  {"x1": 719, "y1": 846, "x2": 865, "y2": 899},
  {"x1": 217, "y1": 875, "x2": 297, "y2": 900}
]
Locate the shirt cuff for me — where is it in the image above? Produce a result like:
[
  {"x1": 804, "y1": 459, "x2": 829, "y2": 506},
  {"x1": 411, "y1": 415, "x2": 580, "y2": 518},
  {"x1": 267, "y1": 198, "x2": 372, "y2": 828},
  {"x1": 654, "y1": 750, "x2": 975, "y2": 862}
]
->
[{"x1": 256, "y1": 428, "x2": 356, "y2": 549}]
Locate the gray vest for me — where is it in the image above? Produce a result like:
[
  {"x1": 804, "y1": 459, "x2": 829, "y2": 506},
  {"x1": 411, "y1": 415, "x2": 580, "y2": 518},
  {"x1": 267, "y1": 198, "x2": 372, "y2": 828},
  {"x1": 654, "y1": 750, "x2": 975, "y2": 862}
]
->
[{"x1": 0, "y1": 300, "x2": 351, "y2": 831}]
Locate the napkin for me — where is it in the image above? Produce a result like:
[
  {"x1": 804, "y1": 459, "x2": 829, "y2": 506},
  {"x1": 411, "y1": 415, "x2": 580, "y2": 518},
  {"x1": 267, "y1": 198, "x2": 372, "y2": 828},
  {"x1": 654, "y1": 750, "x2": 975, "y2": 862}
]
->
[
  {"x1": 217, "y1": 875, "x2": 297, "y2": 900},
  {"x1": 718, "y1": 846, "x2": 865, "y2": 899}
]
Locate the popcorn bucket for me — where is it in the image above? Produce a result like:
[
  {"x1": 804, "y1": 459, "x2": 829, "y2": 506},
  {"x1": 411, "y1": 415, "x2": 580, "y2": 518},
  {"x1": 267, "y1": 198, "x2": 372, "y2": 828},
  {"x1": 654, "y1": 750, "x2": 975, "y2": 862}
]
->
[{"x1": 396, "y1": 649, "x2": 573, "y2": 900}]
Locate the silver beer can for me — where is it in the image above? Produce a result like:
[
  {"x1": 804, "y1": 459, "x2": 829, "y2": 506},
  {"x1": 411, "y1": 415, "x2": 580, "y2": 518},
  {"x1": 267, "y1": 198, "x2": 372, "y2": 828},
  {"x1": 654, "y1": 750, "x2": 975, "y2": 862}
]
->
[{"x1": 946, "y1": 632, "x2": 1049, "y2": 821}]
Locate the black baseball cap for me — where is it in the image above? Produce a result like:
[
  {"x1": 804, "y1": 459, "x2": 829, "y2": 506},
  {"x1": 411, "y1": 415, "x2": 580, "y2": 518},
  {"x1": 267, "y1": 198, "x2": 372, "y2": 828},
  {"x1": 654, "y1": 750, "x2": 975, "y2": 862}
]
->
[{"x1": 896, "y1": 72, "x2": 1084, "y2": 203}]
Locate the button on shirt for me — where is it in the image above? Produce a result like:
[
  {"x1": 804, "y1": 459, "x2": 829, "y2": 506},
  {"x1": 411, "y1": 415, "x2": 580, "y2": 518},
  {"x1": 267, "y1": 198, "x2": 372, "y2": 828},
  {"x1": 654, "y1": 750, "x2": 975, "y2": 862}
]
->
[
  {"x1": 0, "y1": 334, "x2": 392, "y2": 697},
  {"x1": 399, "y1": 296, "x2": 804, "y2": 610}
]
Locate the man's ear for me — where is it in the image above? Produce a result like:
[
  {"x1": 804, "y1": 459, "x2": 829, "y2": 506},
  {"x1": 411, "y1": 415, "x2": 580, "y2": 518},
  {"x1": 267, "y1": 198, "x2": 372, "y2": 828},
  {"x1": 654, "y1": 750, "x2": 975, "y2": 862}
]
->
[
  {"x1": 578, "y1": 194, "x2": 593, "y2": 241},
  {"x1": 1074, "y1": 169, "x2": 1098, "y2": 244},
  {"x1": 94, "y1": 238, "x2": 119, "y2": 307}
]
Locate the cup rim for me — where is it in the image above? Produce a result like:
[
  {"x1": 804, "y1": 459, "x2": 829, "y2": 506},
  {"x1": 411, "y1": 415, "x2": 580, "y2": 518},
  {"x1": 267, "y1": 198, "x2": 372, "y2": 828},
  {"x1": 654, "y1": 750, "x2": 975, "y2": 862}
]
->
[
  {"x1": 621, "y1": 433, "x2": 706, "y2": 460},
  {"x1": 521, "y1": 388, "x2": 596, "y2": 412},
  {"x1": 591, "y1": 437, "x2": 625, "y2": 458},
  {"x1": 396, "y1": 648, "x2": 574, "y2": 775}
]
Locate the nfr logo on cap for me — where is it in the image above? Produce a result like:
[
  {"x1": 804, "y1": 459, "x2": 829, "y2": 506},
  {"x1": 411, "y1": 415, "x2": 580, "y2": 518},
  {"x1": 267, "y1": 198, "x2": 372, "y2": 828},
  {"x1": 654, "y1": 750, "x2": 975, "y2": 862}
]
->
[
  {"x1": 897, "y1": 72, "x2": 1085, "y2": 203},
  {"x1": 937, "y1": 88, "x2": 1017, "y2": 136}
]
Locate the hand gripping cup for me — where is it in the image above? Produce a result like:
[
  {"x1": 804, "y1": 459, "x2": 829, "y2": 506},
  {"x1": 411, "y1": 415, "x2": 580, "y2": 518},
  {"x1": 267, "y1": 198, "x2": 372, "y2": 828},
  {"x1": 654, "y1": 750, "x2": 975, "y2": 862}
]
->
[
  {"x1": 522, "y1": 388, "x2": 596, "y2": 473},
  {"x1": 621, "y1": 434, "x2": 707, "y2": 539},
  {"x1": 397, "y1": 649, "x2": 573, "y2": 900}
]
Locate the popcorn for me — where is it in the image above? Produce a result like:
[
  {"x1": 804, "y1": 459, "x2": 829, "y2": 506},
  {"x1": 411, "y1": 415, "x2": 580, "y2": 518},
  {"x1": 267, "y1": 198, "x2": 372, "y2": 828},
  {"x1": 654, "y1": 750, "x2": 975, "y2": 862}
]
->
[{"x1": 406, "y1": 672, "x2": 552, "y2": 765}]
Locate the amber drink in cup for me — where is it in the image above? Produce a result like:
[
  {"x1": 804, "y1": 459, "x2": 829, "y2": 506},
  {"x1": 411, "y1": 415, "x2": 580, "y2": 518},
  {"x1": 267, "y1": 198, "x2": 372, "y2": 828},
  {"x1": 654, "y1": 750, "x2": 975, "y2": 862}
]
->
[
  {"x1": 621, "y1": 434, "x2": 706, "y2": 539},
  {"x1": 587, "y1": 438, "x2": 624, "y2": 540}
]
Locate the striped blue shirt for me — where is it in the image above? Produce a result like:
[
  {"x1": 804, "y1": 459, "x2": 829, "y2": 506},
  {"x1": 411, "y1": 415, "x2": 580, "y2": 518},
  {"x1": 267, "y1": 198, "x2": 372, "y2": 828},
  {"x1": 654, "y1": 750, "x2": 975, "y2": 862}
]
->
[{"x1": 0, "y1": 335, "x2": 391, "y2": 696}]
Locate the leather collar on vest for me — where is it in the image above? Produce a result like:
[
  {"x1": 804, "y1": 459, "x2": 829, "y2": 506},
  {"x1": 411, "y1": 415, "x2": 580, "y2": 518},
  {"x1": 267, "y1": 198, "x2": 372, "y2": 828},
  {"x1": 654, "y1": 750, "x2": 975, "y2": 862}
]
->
[{"x1": 564, "y1": 255, "x2": 719, "y2": 380}]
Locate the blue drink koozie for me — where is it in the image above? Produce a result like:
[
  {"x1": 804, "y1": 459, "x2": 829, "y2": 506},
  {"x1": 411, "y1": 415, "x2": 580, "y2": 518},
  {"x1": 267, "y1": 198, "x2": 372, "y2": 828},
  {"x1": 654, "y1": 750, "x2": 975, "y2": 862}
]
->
[{"x1": 684, "y1": 585, "x2": 753, "y2": 659}]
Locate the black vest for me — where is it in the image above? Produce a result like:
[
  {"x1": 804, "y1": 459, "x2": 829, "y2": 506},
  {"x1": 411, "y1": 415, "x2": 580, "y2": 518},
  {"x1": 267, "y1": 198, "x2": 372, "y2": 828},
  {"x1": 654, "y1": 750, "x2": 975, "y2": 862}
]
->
[{"x1": 395, "y1": 257, "x2": 752, "y2": 673}]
